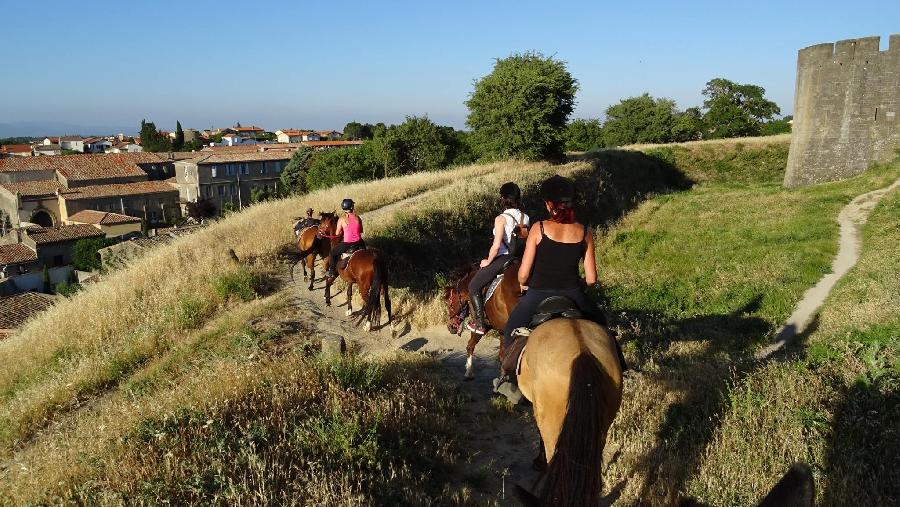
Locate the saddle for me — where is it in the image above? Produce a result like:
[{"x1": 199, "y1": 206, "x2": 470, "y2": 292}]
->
[
  {"x1": 337, "y1": 244, "x2": 366, "y2": 270},
  {"x1": 529, "y1": 296, "x2": 583, "y2": 327},
  {"x1": 482, "y1": 257, "x2": 519, "y2": 303}
]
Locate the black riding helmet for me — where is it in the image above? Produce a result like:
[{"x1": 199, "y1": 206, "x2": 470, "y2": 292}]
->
[
  {"x1": 341, "y1": 198, "x2": 355, "y2": 211},
  {"x1": 499, "y1": 181, "x2": 521, "y2": 202},
  {"x1": 540, "y1": 175, "x2": 575, "y2": 205}
]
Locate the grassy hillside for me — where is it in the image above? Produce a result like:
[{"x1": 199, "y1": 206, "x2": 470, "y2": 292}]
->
[{"x1": 2, "y1": 134, "x2": 896, "y2": 504}]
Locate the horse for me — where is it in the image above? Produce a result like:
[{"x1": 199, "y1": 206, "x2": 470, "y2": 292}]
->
[
  {"x1": 318, "y1": 213, "x2": 395, "y2": 336},
  {"x1": 512, "y1": 316, "x2": 815, "y2": 507},
  {"x1": 444, "y1": 261, "x2": 521, "y2": 379},
  {"x1": 513, "y1": 317, "x2": 623, "y2": 507},
  {"x1": 291, "y1": 212, "x2": 333, "y2": 290}
]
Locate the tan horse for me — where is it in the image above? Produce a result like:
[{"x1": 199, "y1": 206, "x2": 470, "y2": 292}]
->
[
  {"x1": 516, "y1": 318, "x2": 623, "y2": 507},
  {"x1": 444, "y1": 262, "x2": 521, "y2": 379},
  {"x1": 319, "y1": 214, "x2": 395, "y2": 336},
  {"x1": 291, "y1": 212, "x2": 334, "y2": 291}
]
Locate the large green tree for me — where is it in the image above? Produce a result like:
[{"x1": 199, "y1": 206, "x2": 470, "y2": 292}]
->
[
  {"x1": 72, "y1": 237, "x2": 116, "y2": 271},
  {"x1": 342, "y1": 122, "x2": 376, "y2": 140},
  {"x1": 280, "y1": 145, "x2": 315, "y2": 194},
  {"x1": 564, "y1": 118, "x2": 606, "y2": 151},
  {"x1": 305, "y1": 143, "x2": 379, "y2": 191},
  {"x1": 139, "y1": 119, "x2": 172, "y2": 152},
  {"x1": 601, "y1": 94, "x2": 681, "y2": 146},
  {"x1": 701, "y1": 78, "x2": 781, "y2": 139},
  {"x1": 371, "y1": 116, "x2": 458, "y2": 177},
  {"x1": 466, "y1": 52, "x2": 577, "y2": 162}
]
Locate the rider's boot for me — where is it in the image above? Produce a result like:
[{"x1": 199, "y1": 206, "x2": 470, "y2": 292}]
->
[
  {"x1": 493, "y1": 328, "x2": 530, "y2": 405},
  {"x1": 466, "y1": 293, "x2": 488, "y2": 335}
]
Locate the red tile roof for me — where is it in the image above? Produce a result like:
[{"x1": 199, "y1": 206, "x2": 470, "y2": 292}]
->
[
  {"x1": 184, "y1": 151, "x2": 292, "y2": 164},
  {"x1": 200, "y1": 145, "x2": 259, "y2": 153},
  {"x1": 62, "y1": 180, "x2": 178, "y2": 200},
  {"x1": 26, "y1": 224, "x2": 106, "y2": 244},
  {"x1": 66, "y1": 210, "x2": 141, "y2": 225},
  {"x1": 0, "y1": 180, "x2": 65, "y2": 197},
  {"x1": 301, "y1": 140, "x2": 364, "y2": 147},
  {"x1": 0, "y1": 154, "x2": 147, "y2": 181},
  {"x1": 233, "y1": 126, "x2": 264, "y2": 133},
  {"x1": 0, "y1": 292, "x2": 55, "y2": 334},
  {"x1": 0, "y1": 244, "x2": 38, "y2": 265},
  {"x1": 1, "y1": 144, "x2": 32, "y2": 154}
]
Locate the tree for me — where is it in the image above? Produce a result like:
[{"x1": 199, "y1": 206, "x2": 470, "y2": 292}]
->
[
  {"x1": 466, "y1": 52, "x2": 577, "y2": 162},
  {"x1": 671, "y1": 107, "x2": 704, "y2": 142},
  {"x1": 42, "y1": 265, "x2": 51, "y2": 293},
  {"x1": 306, "y1": 143, "x2": 379, "y2": 191},
  {"x1": 371, "y1": 116, "x2": 457, "y2": 177},
  {"x1": 280, "y1": 145, "x2": 314, "y2": 194},
  {"x1": 186, "y1": 198, "x2": 217, "y2": 221},
  {"x1": 564, "y1": 119, "x2": 606, "y2": 151},
  {"x1": 342, "y1": 122, "x2": 376, "y2": 140},
  {"x1": 72, "y1": 237, "x2": 116, "y2": 271},
  {"x1": 173, "y1": 121, "x2": 185, "y2": 151},
  {"x1": 139, "y1": 119, "x2": 172, "y2": 152},
  {"x1": 701, "y1": 78, "x2": 781, "y2": 139},
  {"x1": 761, "y1": 115, "x2": 792, "y2": 136},
  {"x1": 602, "y1": 94, "x2": 680, "y2": 146}
]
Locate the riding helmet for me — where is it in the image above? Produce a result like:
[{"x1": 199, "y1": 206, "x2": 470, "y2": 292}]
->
[
  {"x1": 341, "y1": 198, "x2": 355, "y2": 211},
  {"x1": 540, "y1": 175, "x2": 575, "y2": 204},
  {"x1": 499, "y1": 181, "x2": 521, "y2": 202}
]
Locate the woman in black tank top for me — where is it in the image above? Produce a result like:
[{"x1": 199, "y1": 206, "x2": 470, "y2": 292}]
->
[{"x1": 500, "y1": 175, "x2": 625, "y2": 378}]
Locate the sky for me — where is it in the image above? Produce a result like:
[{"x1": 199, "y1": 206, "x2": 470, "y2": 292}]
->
[{"x1": 0, "y1": 0, "x2": 897, "y2": 134}]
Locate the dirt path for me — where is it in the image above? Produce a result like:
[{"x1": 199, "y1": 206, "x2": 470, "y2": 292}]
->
[
  {"x1": 758, "y1": 178, "x2": 900, "y2": 359},
  {"x1": 282, "y1": 190, "x2": 543, "y2": 504}
]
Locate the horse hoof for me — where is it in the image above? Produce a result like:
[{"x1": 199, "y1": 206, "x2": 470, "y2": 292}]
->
[
  {"x1": 345, "y1": 309, "x2": 352, "y2": 317},
  {"x1": 363, "y1": 322, "x2": 371, "y2": 332}
]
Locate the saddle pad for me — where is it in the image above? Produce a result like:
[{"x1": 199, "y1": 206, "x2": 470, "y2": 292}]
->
[
  {"x1": 338, "y1": 249, "x2": 364, "y2": 269},
  {"x1": 484, "y1": 274, "x2": 504, "y2": 302}
]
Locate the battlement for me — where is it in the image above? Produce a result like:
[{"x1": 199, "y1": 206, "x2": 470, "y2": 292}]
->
[{"x1": 798, "y1": 34, "x2": 900, "y2": 63}]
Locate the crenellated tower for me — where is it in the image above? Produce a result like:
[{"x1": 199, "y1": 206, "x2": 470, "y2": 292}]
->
[{"x1": 784, "y1": 35, "x2": 900, "y2": 187}]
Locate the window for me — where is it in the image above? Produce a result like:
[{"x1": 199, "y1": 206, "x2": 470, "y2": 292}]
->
[
  {"x1": 229, "y1": 183, "x2": 236, "y2": 195},
  {"x1": 211, "y1": 166, "x2": 217, "y2": 178},
  {"x1": 150, "y1": 211, "x2": 158, "y2": 221},
  {"x1": 218, "y1": 185, "x2": 225, "y2": 196},
  {"x1": 205, "y1": 185, "x2": 213, "y2": 198},
  {"x1": 241, "y1": 163, "x2": 249, "y2": 175},
  {"x1": 53, "y1": 255, "x2": 64, "y2": 267},
  {"x1": 262, "y1": 162, "x2": 268, "y2": 174}
]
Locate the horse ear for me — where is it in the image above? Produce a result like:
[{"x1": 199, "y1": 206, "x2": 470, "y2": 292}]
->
[{"x1": 757, "y1": 463, "x2": 815, "y2": 507}]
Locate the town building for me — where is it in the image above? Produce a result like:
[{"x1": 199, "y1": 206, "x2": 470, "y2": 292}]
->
[
  {"x1": 174, "y1": 151, "x2": 289, "y2": 211},
  {"x1": 83, "y1": 137, "x2": 112, "y2": 153},
  {"x1": 0, "y1": 144, "x2": 33, "y2": 158},
  {"x1": 33, "y1": 144, "x2": 61, "y2": 156},
  {"x1": 64, "y1": 209, "x2": 142, "y2": 238},
  {"x1": 0, "y1": 292, "x2": 55, "y2": 337}
]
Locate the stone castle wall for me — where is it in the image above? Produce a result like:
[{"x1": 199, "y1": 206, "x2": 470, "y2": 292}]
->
[{"x1": 784, "y1": 35, "x2": 900, "y2": 187}]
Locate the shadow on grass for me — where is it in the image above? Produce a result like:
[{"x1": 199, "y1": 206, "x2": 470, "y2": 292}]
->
[
  {"x1": 608, "y1": 297, "x2": 819, "y2": 502},
  {"x1": 823, "y1": 369, "x2": 900, "y2": 505}
]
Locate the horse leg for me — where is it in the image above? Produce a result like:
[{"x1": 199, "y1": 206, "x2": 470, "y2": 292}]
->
[
  {"x1": 306, "y1": 254, "x2": 316, "y2": 291},
  {"x1": 324, "y1": 274, "x2": 332, "y2": 306},
  {"x1": 464, "y1": 331, "x2": 483, "y2": 380},
  {"x1": 384, "y1": 283, "x2": 395, "y2": 338},
  {"x1": 301, "y1": 254, "x2": 309, "y2": 281},
  {"x1": 345, "y1": 282, "x2": 353, "y2": 316}
]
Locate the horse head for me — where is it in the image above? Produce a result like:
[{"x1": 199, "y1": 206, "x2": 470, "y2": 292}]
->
[
  {"x1": 318, "y1": 212, "x2": 337, "y2": 237},
  {"x1": 444, "y1": 267, "x2": 476, "y2": 334}
]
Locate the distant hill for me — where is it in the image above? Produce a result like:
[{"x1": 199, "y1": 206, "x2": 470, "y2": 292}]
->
[{"x1": 0, "y1": 121, "x2": 136, "y2": 138}]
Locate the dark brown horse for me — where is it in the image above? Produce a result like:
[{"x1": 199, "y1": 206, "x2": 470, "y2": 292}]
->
[
  {"x1": 319, "y1": 214, "x2": 395, "y2": 336},
  {"x1": 291, "y1": 212, "x2": 334, "y2": 290},
  {"x1": 444, "y1": 261, "x2": 521, "y2": 379}
]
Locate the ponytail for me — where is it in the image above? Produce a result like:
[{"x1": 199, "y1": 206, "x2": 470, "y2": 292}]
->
[{"x1": 547, "y1": 201, "x2": 576, "y2": 224}]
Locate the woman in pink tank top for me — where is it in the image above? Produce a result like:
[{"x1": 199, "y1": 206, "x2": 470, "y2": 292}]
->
[{"x1": 327, "y1": 198, "x2": 366, "y2": 280}]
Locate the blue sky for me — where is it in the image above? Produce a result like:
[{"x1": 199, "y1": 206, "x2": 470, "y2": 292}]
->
[{"x1": 1, "y1": 0, "x2": 897, "y2": 133}]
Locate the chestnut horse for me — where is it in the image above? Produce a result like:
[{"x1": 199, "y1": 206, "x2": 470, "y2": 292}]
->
[
  {"x1": 291, "y1": 212, "x2": 333, "y2": 290},
  {"x1": 318, "y1": 214, "x2": 395, "y2": 336},
  {"x1": 445, "y1": 261, "x2": 521, "y2": 379},
  {"x1": 514, "y1": 318, "x2": 623, "y2": 506}
]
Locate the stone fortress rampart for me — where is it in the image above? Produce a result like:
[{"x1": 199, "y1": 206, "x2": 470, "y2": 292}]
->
[{"x1": 784, "y1": 35, "x2": 900, "y2": 187}]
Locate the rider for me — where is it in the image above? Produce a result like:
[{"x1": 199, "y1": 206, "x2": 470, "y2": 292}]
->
[
  {"x1": 326, "y1": 198, "x2": 365, "y2": 280},
  {"x1": 466, "y1": 182, "x2": 530, "y2": 335},
  {"x1": 499, "y1": 175, "x2": 626, "y2": 379},
  {"x1": 293, "y1": 208, "x2": 317, "y2": 236}
]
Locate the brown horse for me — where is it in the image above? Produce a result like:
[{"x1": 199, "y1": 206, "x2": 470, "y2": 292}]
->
[
  {"x1": 445, "y1": 262, "x2": 521, "y2": 379},
  {"x1": 514, "y1": 318, "x2": 623, "y2": 507},
  {"x1": 319, "y1": 214, "x2": 395, "y2": 336},
  {"x1": 291, "y1": 212, "x2": 334, "y2": 290}
]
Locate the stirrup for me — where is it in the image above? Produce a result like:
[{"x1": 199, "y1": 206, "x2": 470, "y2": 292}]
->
[
  {"x1": 511, "y1": 327, "x2": 531, "y2": 338},
  {"x1": 466, "y1": 320, "x2": 487, "y2": 335}
]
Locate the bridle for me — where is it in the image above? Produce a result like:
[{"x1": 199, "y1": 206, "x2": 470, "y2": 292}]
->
[{"x1": 317, "y1": 215, "x2": 341, "y2": 239}]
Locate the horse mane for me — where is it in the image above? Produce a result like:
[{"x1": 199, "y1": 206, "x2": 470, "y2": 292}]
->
[{"x1": 540, "y1": 350, "x2": 612, "y2": 507}]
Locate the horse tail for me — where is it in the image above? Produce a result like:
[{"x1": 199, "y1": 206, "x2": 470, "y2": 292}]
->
[
  {"x1": 360, "y1": 253, "x2": 387, "y2": 328},
  {"x1": 540, "y1": 351, "x2": 609, "y2": 507}
]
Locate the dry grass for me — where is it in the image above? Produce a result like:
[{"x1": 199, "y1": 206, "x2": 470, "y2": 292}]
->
[{"x1": 622, "y1": 133, "x2": 791, "y2": 152}]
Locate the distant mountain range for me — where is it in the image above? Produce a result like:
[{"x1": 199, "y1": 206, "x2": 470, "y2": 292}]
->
[{"x1": 0, "y1": 121, "x2": 137, "y2": 138}]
